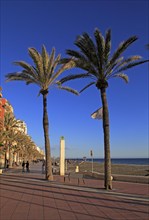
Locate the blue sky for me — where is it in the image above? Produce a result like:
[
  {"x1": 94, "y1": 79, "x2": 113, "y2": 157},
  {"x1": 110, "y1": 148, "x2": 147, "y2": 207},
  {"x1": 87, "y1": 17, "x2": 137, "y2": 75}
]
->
[{"x1": 0, "y1": 0, "x2": 148, "y2": 158}]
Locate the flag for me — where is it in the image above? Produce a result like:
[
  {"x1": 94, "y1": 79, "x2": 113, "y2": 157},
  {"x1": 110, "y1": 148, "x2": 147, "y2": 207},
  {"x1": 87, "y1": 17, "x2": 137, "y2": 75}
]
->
[{"x1": 91, "y1": 107, "x2": 103, "y2": 120}]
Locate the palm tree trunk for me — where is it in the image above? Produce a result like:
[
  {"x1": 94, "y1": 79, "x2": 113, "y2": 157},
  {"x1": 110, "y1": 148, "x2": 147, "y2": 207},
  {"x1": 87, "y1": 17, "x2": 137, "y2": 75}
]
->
[
  {"x1": 100, "y1": 88, "x2": 112, "y2": 190},
  {"x1": 4, "y1": 152, "x2": 7, "y2": 169},
  {"x1": 9, "y1": 146, "x2": 13, "y2": 168},
  {"x1": 42, "y1": 92, "x2": 53, "y2": 180}
]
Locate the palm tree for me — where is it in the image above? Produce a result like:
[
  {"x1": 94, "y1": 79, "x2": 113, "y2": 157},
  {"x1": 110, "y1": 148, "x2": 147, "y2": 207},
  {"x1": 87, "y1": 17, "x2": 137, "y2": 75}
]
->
[
  {"x1": 12, "y1": 132, "x2": 36, "y2": 163},
  {"x1": 5, "y1": 45, "x2": 78, "y2": 180},
  {"x1": 58, "y1": 28, "x2": 149, "y2": 189},
  {"x1": 3, "y1": 113, "x2": 22, "y2": 167},
  {"x1": 0, "y1": 131, "x2": 6, "y2": 156}
]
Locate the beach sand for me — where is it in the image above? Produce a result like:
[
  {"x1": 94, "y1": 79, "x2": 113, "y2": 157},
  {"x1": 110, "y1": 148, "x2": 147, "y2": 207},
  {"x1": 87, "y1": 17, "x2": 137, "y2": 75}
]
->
[
  {"x1": 66, "y1": 161, "x2": 149, "y2": 176},
  {"x1": 65, "y1": 161, "x2": 149, "y2": 184}
]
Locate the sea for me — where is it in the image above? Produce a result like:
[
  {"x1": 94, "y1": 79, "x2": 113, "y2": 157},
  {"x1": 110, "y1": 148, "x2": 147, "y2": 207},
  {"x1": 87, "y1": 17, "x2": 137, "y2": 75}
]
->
[{"x1": 67, "y1": 158, "x2": 149, "y2": 165}]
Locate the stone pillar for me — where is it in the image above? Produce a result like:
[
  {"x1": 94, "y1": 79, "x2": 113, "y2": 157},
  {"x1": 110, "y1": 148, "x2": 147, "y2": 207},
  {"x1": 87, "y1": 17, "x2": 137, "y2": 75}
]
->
[{"x1": 60, "y1": 136, "x2": 65, "y2": 176}]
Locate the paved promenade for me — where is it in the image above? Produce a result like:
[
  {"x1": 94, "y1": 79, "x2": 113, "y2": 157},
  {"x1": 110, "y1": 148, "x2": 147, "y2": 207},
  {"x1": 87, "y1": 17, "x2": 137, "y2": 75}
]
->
[{"x1": 0, "y1": 162, "x2": 148, "y2": 220}]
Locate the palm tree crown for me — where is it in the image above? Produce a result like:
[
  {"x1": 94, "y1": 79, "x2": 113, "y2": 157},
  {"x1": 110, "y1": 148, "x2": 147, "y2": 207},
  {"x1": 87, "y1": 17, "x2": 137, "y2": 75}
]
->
[
  {"x1": 6, "y1": 45, "x2": 78, "y2": 95},
  {"x1": 59, "y1": 29, "x2": 148, "y2": 91}
]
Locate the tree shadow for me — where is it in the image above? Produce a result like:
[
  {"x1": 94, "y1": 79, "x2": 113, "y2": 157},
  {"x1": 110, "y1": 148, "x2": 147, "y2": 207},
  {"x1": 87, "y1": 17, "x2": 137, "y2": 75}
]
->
[{"x1": 0, "y1": 175, "x2": 148, "y2": 210}]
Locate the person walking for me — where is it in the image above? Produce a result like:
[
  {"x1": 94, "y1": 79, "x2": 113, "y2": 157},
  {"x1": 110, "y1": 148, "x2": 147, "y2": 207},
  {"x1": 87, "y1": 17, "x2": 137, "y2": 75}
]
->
[
  {"x1": 42, "y1": 160, "x2": 45, "y2": 173},
  {"x1": 26, "y1": 161, "x2": 30, "y2": 172},
  {"x1": 22, "y1": 161, "x2": 25, "y2": 172}
]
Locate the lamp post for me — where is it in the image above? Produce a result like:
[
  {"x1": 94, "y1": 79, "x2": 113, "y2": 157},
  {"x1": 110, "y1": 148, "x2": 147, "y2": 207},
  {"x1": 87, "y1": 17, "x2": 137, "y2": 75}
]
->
[{"x1": 90, "y1": 150, "x2": 93, "y2": 173}]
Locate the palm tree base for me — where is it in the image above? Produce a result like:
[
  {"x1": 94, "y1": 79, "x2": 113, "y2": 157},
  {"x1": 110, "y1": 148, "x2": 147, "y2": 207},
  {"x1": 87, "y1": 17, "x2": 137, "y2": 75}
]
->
[
  {"x1": 104, "y1": 184, "x2": 112, "y2": 190},
  {"x1": 46, "y1": 175, "x2": 53, "y2": 181}
]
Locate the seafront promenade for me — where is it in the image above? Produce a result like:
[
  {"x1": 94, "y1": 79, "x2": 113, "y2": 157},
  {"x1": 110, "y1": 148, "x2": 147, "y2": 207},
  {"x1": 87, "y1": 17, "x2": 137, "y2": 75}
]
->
[{"x1": 0, "y1": 162, "x2": 148, "y2": 220}]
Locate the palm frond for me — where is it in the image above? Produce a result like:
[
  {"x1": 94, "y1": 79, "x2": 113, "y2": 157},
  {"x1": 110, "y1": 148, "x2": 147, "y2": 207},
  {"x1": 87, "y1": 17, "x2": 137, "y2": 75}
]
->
[
  {"x1": 106, "y1": 57, "x2": 124, "y2": 77},
  {"x1": 109, "y1": 36, "x2": 138, "y2": 66},
  {"x1": 5, "y1": 72, "x2": 20, "y2": 82},
  {"x1": 75, "y1": 33, "x2": 98, "y2": 67},
  {"x1": 13, "y1": 61, "x2": 39, "y2": 81},
  {"x1": 114, "y1": 59, "x2": 149, "y2": 73},
  {"x1": 61, "y1": 52, "x2": 97, "y2": 75},
  {"x1": 104, "y1": 29, "x2": 111, "y2": 65},
  {"x1": 28, "y1": 47, "x2": 44, "y2": 76},
  {"x1": 113, "y1": 55, "x2": 142, "y2": 72},
  {"x1": 59, "y1": 73, "x2": 90, "y2": 84},
  {"x1": 5, "y1": 72, "x2": 39, "y2": 86},
  {"x1": 66, "y1": 49, "x2": 87, "y2": 60},
  {"x1": 57, "y1": 85, "x2": 79, "y2": 95},
  {"x1": 49, "y1": 59, "x2": 76, "y2": 85},
  {"x1": 47, "y1": 47, "x2": 55, "y2": 74},
  {"x1": 59, "y1": 58, "x2": 72, "y2": 64},
  {"x1": 66, "y1": 49, "x2": 95, "y2": 71},
  {"x1": 81, "y1": 33, "x2": 99, "y2": 67},
  {"x1": 94, "y1": 28, "x2": 105, "y2": 71},
  {"x1": 13, "y1": 61, "x2": 36, "y2": 75},
  {"x1": 5, "y1": 72, "x2": 28, "y2": 82},
  {"x1": 74, "y1": 34, "x2": 90, "y2": 58},
  {"x1": 61, "y1": 57, "x2": 97, "y2": 77},
  {"x1": 80, "y1": 82, "x2": 95, "y2": 93},
  {"x1": 51, "y1": 54, "x2": 61, "y2": 75},
  {"x1": 112, "y1": 73, "x2": 129, "y2": 83},
  {"x1": 75, "y1": 59, "x2": 97, "y2": 75},
  {"x1": 42, "y1": 45, "x2": 50, "y2": 73}
]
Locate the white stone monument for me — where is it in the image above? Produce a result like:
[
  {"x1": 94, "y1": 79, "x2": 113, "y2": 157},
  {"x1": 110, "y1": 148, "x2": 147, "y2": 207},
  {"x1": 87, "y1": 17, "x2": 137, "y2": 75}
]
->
[{"x1": 60, "y1": 136, "x2": 65, "y2": 176}]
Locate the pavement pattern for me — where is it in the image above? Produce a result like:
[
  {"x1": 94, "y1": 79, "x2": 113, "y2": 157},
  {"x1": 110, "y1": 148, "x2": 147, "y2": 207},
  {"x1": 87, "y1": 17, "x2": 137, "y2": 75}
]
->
[{"x1": 0, "y1": 162, "x2": 148, "y2": 220}]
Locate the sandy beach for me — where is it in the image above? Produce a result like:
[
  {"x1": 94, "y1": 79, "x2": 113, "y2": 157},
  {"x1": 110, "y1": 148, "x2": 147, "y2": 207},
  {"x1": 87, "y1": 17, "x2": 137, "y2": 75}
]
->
[
  {"x1": 66, "y1": 161, "x2": 149, "y2": 176},
  {"x1": 64, "y1": 160, "x2": 149, "y2": 183},
  {"x1": 64, "y1": 161, "x2": 149, "y2": 184}
]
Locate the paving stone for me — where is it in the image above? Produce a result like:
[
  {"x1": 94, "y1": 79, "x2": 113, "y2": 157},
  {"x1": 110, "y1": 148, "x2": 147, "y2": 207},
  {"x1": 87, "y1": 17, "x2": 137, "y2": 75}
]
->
[{"x1": 0, "y1": 164, "x2": 148, "y2": 220}]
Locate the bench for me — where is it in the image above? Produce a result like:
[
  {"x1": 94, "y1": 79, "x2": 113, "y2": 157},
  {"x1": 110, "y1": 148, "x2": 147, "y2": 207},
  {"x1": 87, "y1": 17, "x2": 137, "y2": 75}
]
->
[{"x1": 64, "y1": 172, "x2": 85, "y2": 185}]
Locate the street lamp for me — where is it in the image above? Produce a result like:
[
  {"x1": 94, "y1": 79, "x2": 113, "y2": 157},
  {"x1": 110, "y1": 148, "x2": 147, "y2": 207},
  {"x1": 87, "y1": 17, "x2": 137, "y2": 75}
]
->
[{"x1": 90, "y1": 150, "x2": 93, "y2": 173}]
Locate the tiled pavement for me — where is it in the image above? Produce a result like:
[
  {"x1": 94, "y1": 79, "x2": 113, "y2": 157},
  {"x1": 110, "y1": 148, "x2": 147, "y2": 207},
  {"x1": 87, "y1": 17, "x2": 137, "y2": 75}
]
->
[{"x1": 0, "y1": 163, "x2": 148, "y2": 220}]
